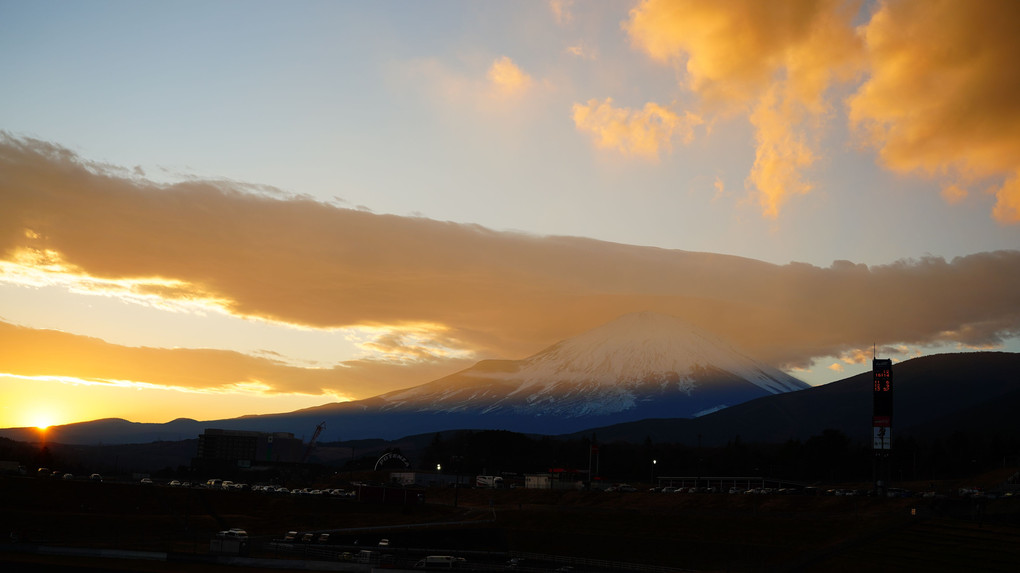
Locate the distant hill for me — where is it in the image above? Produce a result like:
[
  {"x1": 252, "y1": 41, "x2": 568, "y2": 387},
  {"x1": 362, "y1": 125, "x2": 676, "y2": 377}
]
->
[
  {"x1": 0, "y1": 417, "x2": 207, "y2": 446},
  {"x1": 567, "y1": 352, "x2": 1020, "y2": 446}
]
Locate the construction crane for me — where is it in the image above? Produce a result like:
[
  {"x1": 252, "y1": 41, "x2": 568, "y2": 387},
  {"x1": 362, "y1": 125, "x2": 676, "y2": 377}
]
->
[{"x1": 301, "y1": 421, "x2": 326, "y2": 463}]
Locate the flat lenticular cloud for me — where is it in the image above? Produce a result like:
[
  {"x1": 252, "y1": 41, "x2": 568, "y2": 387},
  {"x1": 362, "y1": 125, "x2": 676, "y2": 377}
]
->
[{"x1": 1, "y1": 134, "x2": 1019, "y2": 398}]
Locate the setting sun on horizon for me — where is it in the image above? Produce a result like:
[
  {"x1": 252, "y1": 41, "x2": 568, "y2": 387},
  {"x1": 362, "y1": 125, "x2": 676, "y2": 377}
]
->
[{"x1": 1, "y1": 0, "x2": 1019, "y2": 430}]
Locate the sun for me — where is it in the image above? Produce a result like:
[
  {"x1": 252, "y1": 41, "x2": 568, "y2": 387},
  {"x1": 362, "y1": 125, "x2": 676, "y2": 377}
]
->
[{"x1": 28, "y1": 411, "x2": 55, "y2": 431}]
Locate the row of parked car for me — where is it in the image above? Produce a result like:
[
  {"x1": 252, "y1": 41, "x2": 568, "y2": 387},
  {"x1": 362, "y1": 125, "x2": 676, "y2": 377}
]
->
[
  {"x1": 35, "y1": 467, "x2": 105, "y2": 482},
  {"x1": 281, "y1": 530, "x2": 390, "y2": 547},
  {"x1": 249, "y1": 481, "x2": 354, "y2": 495},
  {"x1": 648, "y1": 485, "x2": 802, "y2": 494}
]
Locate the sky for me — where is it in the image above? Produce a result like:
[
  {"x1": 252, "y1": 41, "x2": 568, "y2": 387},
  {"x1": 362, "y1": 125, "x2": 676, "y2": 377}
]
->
[{"x1": 1, "y1": 0, "x2": 1019, "y2": 433}]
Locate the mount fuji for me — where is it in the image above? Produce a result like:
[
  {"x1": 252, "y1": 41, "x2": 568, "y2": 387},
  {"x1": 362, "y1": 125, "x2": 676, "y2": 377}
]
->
[
  {"x1": 381, "y1": 312, "x2": 805, "y2": 416},
  {"x1": 281, "y1": 312, "x2": 809, "y2": 438}
]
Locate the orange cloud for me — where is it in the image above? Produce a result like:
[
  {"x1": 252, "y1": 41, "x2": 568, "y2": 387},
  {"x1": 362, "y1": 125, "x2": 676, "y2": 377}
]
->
[
  {"x1": 848, "y1": 0, "x2": 1020, "y2": 223},
  {"x1": 746, "y1": 85, "x2": 817, "y2": 218},
  {"x1": 549, "y1": 0, "x2": 574, "y2": 26},
  {"x1": 572, "y1": 98, "x2": 702, "y2": 159},
  {"x1": 565, "y1": 44, "x2": 594, "y2": 59},
  {"x1": 487, "y1": 56, "x2": 533, "y2": 96},
  {"x1": 398, "y1": 56, "x2": 542, "y2": 116},
  {"x1": 619, "y1": 0, "x2": 862, "y2": 217},
  {"x1": 626, "y1": 0, "x2": 859, "y2": 108},
  {"x1": 1, "y1": 136, "x2": 1019, "y2": 388},
  {"x1": 994, "y1": 175, "x2": 1020, "y2": 223},
  {"x1": 0, "y1": 320, "x2": 472, "y2": 401}
]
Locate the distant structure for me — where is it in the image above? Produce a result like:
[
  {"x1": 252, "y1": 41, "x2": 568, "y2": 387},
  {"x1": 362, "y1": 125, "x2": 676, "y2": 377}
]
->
[
  {"x1": 872, "y1": 358, "x2": 894, "y2": 454},
  {"x1": 872, "y1": 358, "x2": 893, "y2": 492},
  {"x1": 194, "y1": 428, "x2": 303, "y2": 473}
]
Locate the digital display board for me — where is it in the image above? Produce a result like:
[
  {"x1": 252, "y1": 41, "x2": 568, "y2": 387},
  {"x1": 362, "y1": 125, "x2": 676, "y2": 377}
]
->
[
  {"x1": 872, "y1": 358, "x2": 893, "y2": 451},
  {"x1": 872, "y1": 358, "x2": 893, "y2": 418}
]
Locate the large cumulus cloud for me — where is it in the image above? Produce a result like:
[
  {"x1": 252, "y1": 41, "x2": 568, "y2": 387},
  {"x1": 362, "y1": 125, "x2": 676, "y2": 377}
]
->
[
  {"x1": 619, "y1": 0, "x2": 862, "y2": 217},
  {"x1": 577, "y1": 0, "x2": 1020, "y2": 223},
  {"x1": 848, "y1": 0, "x2": 1020, "y2": 223}
]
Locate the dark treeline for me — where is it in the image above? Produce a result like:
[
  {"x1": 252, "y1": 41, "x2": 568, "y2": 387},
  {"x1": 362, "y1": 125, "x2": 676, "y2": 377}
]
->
[
  {"x1": 0, "y1": 437, "x2": 197, "y2": 478},
  {"x1": 405, "y1": 428, "x2": 1020, "y2": 485},
  {"x1": 3, "y1": 428, "x2": 1017, "y2": 485}
]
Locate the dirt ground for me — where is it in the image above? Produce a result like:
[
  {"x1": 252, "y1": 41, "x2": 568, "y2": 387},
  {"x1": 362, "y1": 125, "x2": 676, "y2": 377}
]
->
[{"x1": 2, "y1": 474, "x2": 1019, "y2": 572}]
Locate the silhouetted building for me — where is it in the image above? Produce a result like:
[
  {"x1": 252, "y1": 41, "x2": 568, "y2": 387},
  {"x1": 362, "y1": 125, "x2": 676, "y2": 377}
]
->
[{"x1": 195, "y1": 428, "x2": 303, "y2": 471}]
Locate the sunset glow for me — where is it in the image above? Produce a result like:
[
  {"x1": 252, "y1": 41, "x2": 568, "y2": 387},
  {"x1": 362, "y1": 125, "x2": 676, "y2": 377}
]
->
[{"x1": 1, "y1": 1, "x2": 1018, "y2": 429}]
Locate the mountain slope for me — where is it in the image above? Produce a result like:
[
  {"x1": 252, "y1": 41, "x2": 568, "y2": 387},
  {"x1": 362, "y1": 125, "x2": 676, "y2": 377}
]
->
[
  {"x1": 568, "y1": 352, "x2": 1020, "y2": 446},
  {"x1": 375, "y1": 312, "x2": 807, "y2": 420}
]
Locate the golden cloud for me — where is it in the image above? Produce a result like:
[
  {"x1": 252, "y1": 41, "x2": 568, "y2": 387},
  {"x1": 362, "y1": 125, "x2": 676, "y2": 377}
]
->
[
  {"x1": 487, "y1": 56, "x2": 533, "y2": 96},
  {"x1": 1, "y1": 136, "x2": 1019, "y2": 394},
  {"x1": 847, "y1": 0, "x2": 1020, "y2": 223},
  {"x1": 746, "y1": 85, "x2": 817, "y2": 218},
  {"x1": 994, "y1": 175, "x2": 1020, "y2": 223},
  {"x1": 398, "y1": 56, "x2": 542, "y2": 116},
  {"x1": 549, "y1": 0, "x2": 574, "y2": 26},
  {"x1": 0, "y1": 320, "x2": 473, "y2": 400},
  {"x1": 616, "y1": 0, "x2": 862, "y2": 216},
  {"x1": 572, "y1": 98, "x2": 702, "y2": 159},
  {"x1": 626, "y1": 0, "x2": 858, "y2": 107}
]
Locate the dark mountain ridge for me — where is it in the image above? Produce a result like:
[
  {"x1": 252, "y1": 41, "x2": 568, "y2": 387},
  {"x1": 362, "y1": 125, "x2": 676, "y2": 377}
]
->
[
  {"x1": 568, "y1": 351, "x2": 1020, "y2": 446},
  {"x1": 0, "y1": 353, "x2": 1015, "y2": 481}
]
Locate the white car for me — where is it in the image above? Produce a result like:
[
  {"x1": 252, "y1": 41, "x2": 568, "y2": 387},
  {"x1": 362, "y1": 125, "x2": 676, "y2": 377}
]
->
[{"x1": 218, "y1": 528, "x2": 248, "y2": 539}]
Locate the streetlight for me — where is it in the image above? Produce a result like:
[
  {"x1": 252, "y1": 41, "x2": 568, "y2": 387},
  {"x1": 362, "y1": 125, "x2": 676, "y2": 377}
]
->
[
  {"x1": 436, "y1": 463, "x2": 442, "y2": 472},
  {"x1": 651, "y1": 459, "x2": 657, "y2": 486}
]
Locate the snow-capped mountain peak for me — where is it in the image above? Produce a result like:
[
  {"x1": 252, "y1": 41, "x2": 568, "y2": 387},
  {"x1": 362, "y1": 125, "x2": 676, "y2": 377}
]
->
[
  {"x1": 511, "y1": 312, "x2": 803, "y2": 394},
  {"x1": 380, "y1": 312, "x2": 807, "y2": 422}
]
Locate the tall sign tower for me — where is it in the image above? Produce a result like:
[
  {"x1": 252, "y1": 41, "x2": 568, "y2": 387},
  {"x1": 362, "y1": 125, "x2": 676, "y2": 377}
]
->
[{"x1": 872, "y1": 358, "x2": 893, "y2": 455}]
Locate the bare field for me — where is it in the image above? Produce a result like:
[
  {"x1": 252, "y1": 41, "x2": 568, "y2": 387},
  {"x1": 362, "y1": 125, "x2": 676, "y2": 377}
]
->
[{"x1": 2, "y1": 475, "x2": 1019, "y2": 572}]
